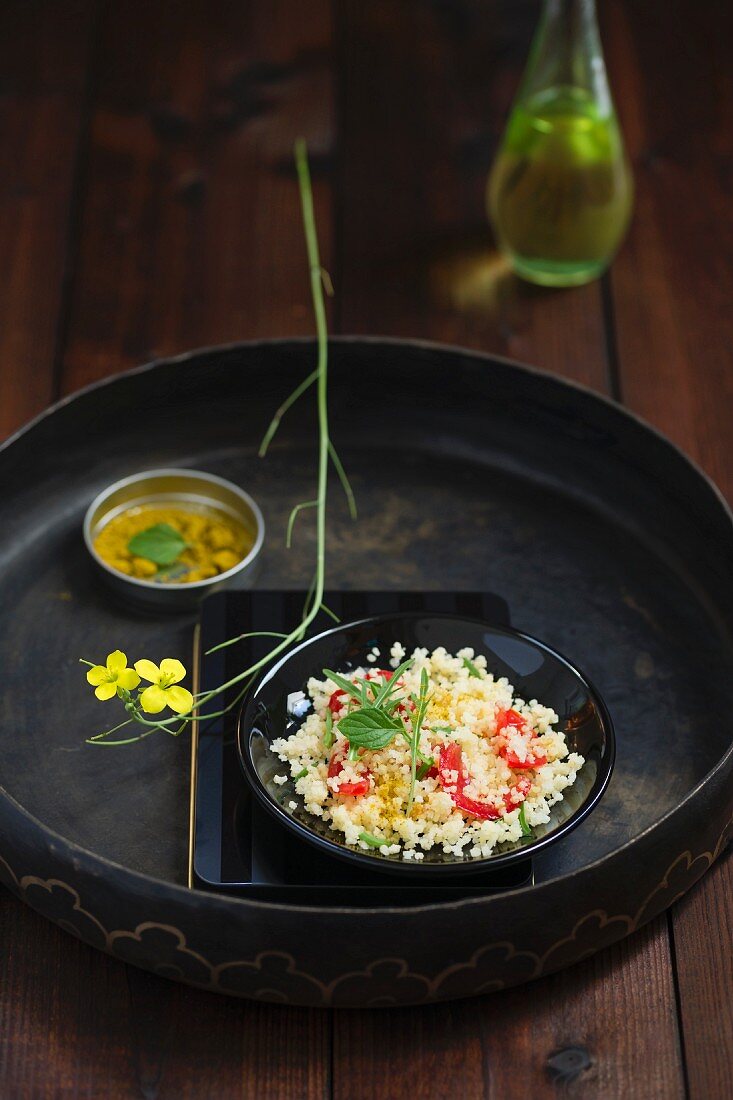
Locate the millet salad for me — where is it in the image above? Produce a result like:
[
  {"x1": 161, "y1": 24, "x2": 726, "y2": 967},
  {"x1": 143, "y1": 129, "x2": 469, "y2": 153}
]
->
[{"x1": 272, "y1": 643, "x2": 584, "y2": 860}]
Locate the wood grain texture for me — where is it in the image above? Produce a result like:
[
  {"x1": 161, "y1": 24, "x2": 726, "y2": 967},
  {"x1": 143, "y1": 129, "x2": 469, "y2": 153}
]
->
[
  {"x1": 0, "y1": 894, "x2": 330, "y2": 1100},
  {"x1": 332, "y1": 918, "x2": 683, "y2": 1100},
  {"x1": 332, "y1": 4, "x2": 685, "y2": 1099},
  {"x1": 671, "y1": 850, "x2": 733, "y2": 1100},
  {"x1": 0, "y1": 0, "x2": 97, "y2": 436},
  {"x1": 60, "y1": 0, "x2": 335, "y2": 392},
  {"x1": 335, "y1": 0, "x2": 609, "y2": 390},
  {"x1": 0, "y1": 0, "x2": 731, "y2": 1095},
  {"x1": 604, "y1": 4, "x2": 733, "y2": 1096},
  {"x1": 2, "y1": 1, "x2": 336, "y2": 1097},
  {"x1": 604, "y1": 0, "x2": 733, "y2": 501},
  {"x1": 0, "y1": 894, "x2": 133, "y2": 1098}
]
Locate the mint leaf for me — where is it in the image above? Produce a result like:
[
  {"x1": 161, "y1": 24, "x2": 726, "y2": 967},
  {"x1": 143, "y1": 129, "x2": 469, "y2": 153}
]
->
[
  {"x1": 127, "y1": 523, "x2": 187, "y2": 567},
  {"x1": 338, "y1": 707, "x2": 401, "y2": 750}
]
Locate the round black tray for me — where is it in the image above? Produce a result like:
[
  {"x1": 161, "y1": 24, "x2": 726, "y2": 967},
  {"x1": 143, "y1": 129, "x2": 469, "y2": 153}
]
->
[{"x1": 0, "y1": 338, "x2": 731, "y2": 1007}]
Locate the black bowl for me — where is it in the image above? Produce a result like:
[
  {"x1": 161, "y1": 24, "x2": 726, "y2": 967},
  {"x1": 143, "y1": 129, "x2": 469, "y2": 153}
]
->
[{"x1": 238, "y1": 613, "x2": 615, "y2": 877}]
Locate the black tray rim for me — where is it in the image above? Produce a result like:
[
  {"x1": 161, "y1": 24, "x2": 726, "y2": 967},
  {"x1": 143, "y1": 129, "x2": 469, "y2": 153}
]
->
[
  {"x1": 237, "y1": 609, "x2": 616, "y2": 876},
  {"x1": 0, "y1": 335, "x2": 731, "y2": 917},
  {"x1": 5, "y1": 333, "x2": 733, "y2": 532},
  {"x1": 3, "y1": 336, "x2": 733, "y2": 1004}
]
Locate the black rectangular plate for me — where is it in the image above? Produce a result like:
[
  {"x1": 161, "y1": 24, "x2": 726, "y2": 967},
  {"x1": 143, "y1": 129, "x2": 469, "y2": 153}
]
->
[{"x1": 190, "y1": 590, "x2": 534, "y2": 904}]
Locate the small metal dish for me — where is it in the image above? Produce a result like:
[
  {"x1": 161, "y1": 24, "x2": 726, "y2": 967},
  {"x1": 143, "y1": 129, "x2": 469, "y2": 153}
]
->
[
  {"x1": 238, "y1": 612, "x2": 615, "y2": 877},
  {"x1": 84, "y1": 468, "x2": 265, "y2": 612}
]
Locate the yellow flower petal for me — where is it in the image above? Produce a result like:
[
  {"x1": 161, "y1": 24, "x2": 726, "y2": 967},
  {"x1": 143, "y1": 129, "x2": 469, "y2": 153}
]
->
[
  {"x1": 94, "y1": 682, "x2": 118, "y2": 701},
  {"x1": 159, "y1": 658, "x2": 186, "y2": 685},
  {"x1": 116, "y1": 668, "x2": 140, "y2": 691},
  {"x1": 139, "y1": 684, "x2": 168, "y2": 713},
  {"x1": 164, "y1": 686, "x2": 194, "y2": 714},
  {"x1": 106, "y1": 650, "x2": 128, "y2": 675},
  {"x1": 134, "y1": 659, "x2": 161, "y2": 685},
  {"x1": 87, "y1": 665, "x2": 111, "y2": 687}
]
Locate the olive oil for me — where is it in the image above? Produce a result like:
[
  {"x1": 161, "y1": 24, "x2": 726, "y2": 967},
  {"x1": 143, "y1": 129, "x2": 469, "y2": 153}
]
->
[
  {"x1": 488, "y1": 1, "x2": 632, "y2": 287},
  {"x1": 489, "y1": 85, "x2": 632, "y2": 286}
]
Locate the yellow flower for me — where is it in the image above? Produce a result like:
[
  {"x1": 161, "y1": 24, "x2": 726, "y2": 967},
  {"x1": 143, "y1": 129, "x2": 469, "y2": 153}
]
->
[
  {"x1": 86, "y1": 651, "x2": 140, "y2": 701},
  {"x1": 134, "y1": 658, "x2": 193, "y2": 715}
]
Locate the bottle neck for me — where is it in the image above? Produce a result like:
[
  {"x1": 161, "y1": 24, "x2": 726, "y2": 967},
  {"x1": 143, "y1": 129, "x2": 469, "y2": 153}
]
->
[{"x1": 522, "y1": 0, "x2": 611, "y2": 114}]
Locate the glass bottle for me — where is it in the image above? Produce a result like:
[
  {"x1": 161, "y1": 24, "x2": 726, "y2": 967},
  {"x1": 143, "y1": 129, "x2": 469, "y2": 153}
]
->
[{"x1": 488, "y1": 0, "x2": 632, "y2": 287}]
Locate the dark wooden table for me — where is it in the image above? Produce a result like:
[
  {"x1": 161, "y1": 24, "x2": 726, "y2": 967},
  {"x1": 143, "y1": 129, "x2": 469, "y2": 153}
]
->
[{"x1": 1, "y1": 1, "x2": 731, "y2": 1096}]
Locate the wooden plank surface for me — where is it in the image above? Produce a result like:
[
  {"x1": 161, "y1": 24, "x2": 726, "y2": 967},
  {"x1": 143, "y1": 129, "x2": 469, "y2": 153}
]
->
[
  {"x1": 1, "y1": 1, "x2": 336, "y2": 1097},
  {"x1": 0, "y1": 0, "x2": 731, "y2": 1097},
  {"x1": 0, "y1": 0, "x2": 97, "y2": 437},
  {"x1": 331, "y1": 4, "x2": 685, "y2": 1098},
  {"x1": 0, "y1": 898, "x2": 330, "y2": 1100},
  {"x1": 59, "y1": 0, "x2": 335, "y2": 392},
  {"x1": 604, "y1": 0, "x2": 733, "y2": 500},
  {"x1": 671, "y1": 851, "x2": 733, "y2": 1100},
  {"x1": 603, "y1": 2, "x2": 733, "y2": 1096},
  {"x1": 336, "y1": 0, "x2": 610, "y2": 392},
  {"x1": 333, "y1": 919, "x2": 682, "y2": 1100}
]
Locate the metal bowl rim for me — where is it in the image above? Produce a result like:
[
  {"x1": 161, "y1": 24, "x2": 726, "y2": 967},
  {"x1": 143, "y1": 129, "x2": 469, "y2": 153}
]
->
[{"x1": 82, "y1": 466, "x2": 266, "y2": 592}]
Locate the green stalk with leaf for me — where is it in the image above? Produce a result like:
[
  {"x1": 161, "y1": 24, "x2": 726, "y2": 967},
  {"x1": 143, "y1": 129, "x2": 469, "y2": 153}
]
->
[{"x1": 82, "y1": 139, "x2": 355, "y2": 746}]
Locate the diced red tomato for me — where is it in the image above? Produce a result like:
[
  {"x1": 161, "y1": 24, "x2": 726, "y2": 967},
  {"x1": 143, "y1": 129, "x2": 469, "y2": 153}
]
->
[
  {"x1": 365, "y1": 669, "x2": 393, "y2": 683},
  {"x1": 336, "y1": 777, "x2": 371, "y2": 797},
  {"x1": 327, "y1": 690, "x2": 349, "y2": 715},
  {"x1": 495, "y1": 707, "x2": 527, "y2": 732},
  {"x1": 452, "y1": 789, "x2": 502, "y2": 820},
  {"x1": 504, "y1": 776, "x2": 532, "y2": 809},
  {"x1": 495, "y1": 707, "x2": 547, "y2": 769},
  {"x1": 502, "y1": 748, "x2": 548, "y2": 770},
  {"x1": 327, "y1": 746, "x2": 371, "y2": 797},
  {"x1": 437, "y1": 742, "x2": 465, "y2": 789},
  {"x1": 437, "y1": 743, "x2": 501, "y2": 820},
  {"x1": 327, "y1": 748, "x2": 346, "y2": 778}
]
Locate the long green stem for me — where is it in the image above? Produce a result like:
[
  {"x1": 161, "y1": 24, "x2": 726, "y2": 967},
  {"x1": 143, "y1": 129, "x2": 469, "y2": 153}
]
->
[
  {"x1": 205, "y1": 630, "x2": 289, "y2": 656},
  {"x1": 286, "y1": 498, "x2": 318, "y2": 548},
  {"x1": 328, "y1": 441, "x2": 357, "y2": 519},
  {"x1": 187, "y1": 139, "x2": 330, "y2": 708},
  {"x1": 86, "y1": 140, "x2": 338, "y2": 745},
  {"x1": 259, "y1": 368, "x2": 318, "y2": 457}
]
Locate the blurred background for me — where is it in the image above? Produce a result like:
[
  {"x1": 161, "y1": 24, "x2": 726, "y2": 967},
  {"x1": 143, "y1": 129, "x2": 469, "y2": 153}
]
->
[{"x1": 0, "y1": 0, "x2": 730, "y2": 476}]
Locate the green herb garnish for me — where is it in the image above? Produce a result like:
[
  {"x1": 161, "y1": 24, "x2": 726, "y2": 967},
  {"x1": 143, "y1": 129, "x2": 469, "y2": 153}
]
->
[
  {"x1": 359, "y1": 831, "x2": 387, "y2": 848},
  {"x1": 462, "y1": 656, "x2": 482, "y2": 679},
  {"x1": 431, "y1": 724, "x2": 455, "y2": 736},
  {"x1": 323, "y1": 669, "x2": 364, "y2": 706},
  {"x1": 293, "y1": 767, "x2": 308, "y2": 780},
  {"x1": 370, "y1": 659, "x2": 414, "y2": 708},
  {"x1": 338, "y1": 707, "x2": 402, "y2": 751},
  {"x1": 324, "y1": 660, "x2": 434, "y2": 816},
  {"x1": 127, "y1": 523, "x2": 188, "y2": 567},
  {"x1": 518, "y1": 803, "x2": 531, "y2": 837},
  {"x1": 406, "y1": 668, "x2": 431, "y2": 812},
  {"x1": 416, "y1": 756, "x2": 435, "y2": 781},
  {"x1": 323, "y1": 711, "x2": 334, "y2": 750}
]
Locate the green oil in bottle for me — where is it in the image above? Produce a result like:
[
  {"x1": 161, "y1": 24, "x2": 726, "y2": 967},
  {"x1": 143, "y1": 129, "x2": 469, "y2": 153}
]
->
[
  {"x1": 487, "y1": 0, "x2": 633, "y2": 287},
  {"x1": 489, "y1": 85, "x2": 632, "y2": 286}
]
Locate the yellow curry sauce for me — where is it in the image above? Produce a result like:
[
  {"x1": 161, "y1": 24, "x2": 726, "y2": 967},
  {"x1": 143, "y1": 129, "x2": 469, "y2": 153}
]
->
[{"x1": 93, "y1": 504, "x2": 254, "y2": 584}]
